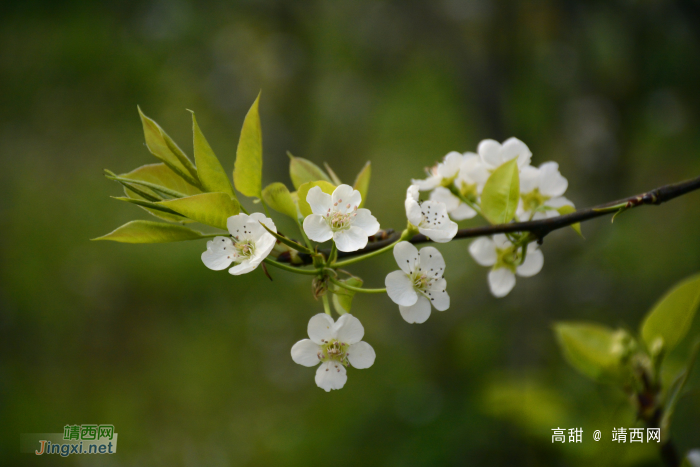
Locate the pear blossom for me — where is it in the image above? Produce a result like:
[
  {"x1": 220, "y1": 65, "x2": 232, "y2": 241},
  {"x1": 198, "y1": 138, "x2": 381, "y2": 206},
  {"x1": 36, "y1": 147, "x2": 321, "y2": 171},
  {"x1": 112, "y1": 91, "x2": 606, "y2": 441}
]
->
[
  {"x1": 455, "y1": 152, "x2": 490, "y2": 194},
  {"x1": 469, "y1": 234, "x2": 543, "y2": 298},
  {"x1": 429, "y1": 187, "x2": 477, "y2": 220},
  {"x1": 302, "y1": 184, "x2": 380, "y2": 252},
  {"x1": 411, "y1": 151, "x2": 463, "y2": 190},
  {"x1": 405, "y1": 185, "x2": 458, "y2": 243},
  {"x1": 477, "y1": 137, "x2": 532, "y2": 171},
  {"x1": 291, "y1": 313, "x2": 376, "y2": 392},
  {"x1": 385, "y1": 241, "x2": 449, "y2": 323},
  {"x1": 517, "y1": 162, "x2": 574, "y2": 221},
  {"x1": 201, "y1": 212, "x2": 277, "y2": 275}
]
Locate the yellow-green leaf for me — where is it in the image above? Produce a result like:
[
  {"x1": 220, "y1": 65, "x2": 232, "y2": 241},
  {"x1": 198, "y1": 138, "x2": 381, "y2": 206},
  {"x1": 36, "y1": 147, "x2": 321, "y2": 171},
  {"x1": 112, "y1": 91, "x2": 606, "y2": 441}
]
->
[
  {"x1": 481, "y1": 159, "x2": 520, "y2": 224},
  {"x1": 641, "y1": 273, "x2": 700, "y2": 355},
  {"x1": 137, "y1": 107, "x2": 199, "y2": 187},
  {"x1": 158, "y1": 192, "x2": 240, "y2": 230},
  {"x1": 557, "y1": 205, "x2": 583, "y2": 237},
  {"x1": 297, "y1": 181, "x2": 336, "y2": 218},
  {"x1": 191, "y1": 112, "x2": 236, "y2": 198},
  {"x1": 92, "y1": 220, "x2": 205, "y2": 243},
  {"x1": 353, "y1": 161, "x2": 371, "y2": 208},
  {"x1": 324, "y1": 162, "x2": 343, "y2": 185},
  {"x1": 332, "y1": 277, "x2": 363, "y2": 314},
  {"x1": 234, "y1": 93, "x2": 263, "y2": 198},
  {"x1": 554, "y1": 322, "x2": 625, "y2": 383},
  {"x1": 288, "y1": 152, "x2": 331, "y2": 189},
  {"x1": 262, "y1": 182, "x2": 298, "y2": 219}
]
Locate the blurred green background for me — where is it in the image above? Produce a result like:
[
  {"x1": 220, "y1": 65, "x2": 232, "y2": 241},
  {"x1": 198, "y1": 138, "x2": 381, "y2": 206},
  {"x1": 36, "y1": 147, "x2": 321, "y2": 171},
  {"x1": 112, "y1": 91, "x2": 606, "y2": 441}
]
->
[{"x1": 2, "y1": 1, "x2": 700, "y2": 465}]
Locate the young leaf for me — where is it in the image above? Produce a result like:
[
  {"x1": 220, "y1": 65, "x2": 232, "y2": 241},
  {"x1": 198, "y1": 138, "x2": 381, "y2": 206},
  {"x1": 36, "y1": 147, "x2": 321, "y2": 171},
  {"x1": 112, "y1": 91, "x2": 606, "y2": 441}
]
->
[
  {"x1": 481, "y1": 158, "x2": 520, "y2": 225},
  {"x1": 233, "y1": 93, "x2": 263, "y2": 198},
  {"x1": 332, "y1": 277, "x2": 364, "y2": 314},
  {"x1": 262, "y1": 182, "x2": 298, "y2": 219},
  {"x1": 111, "y1": 196, "x2": 184, "y2": 216},
  {"x1": 297, "y1": 181, "x2": 336, "y2": 218},
  {"x1": 137, "y1": 107, "x2": 199, "y2": 187},
  {"x1": 324, "y1": 162, "x2": 343, "y2": 186},
  {"x1": 257, "y1": 221, "x2": 313, "y2": 255},
  {"x1": 107, "y1": 173, "x2": 188, "y2": 199},
  {"x1": 158, "y1": 193, "x2": 240, "y2": 230},
  {"x1": 353, "y1": 161, "x2": 371, "y2": 208},
  {"x1": 191, "y1": 112, "x2": 236, "y2": 198},
  {"x1": 641, "y1": 273, "x2": 700, "y2": 354},
  {"x1": 557, "y1": 205, "x2": 583, "y2": 237},
  {"x1": 554, "y1": 322, "x2": 625, "y2": 383},
  {"x1": 92, "y1": 220, "x2": 205, "y2": 243},
  {"x1": 288, "y1": 152, "x2": 331, "y2": 189}
]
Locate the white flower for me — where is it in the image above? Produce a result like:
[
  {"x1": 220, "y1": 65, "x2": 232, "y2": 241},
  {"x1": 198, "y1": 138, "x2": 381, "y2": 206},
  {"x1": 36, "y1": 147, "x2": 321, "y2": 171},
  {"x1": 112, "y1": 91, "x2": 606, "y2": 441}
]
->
[
  {"x1": 429, "y1": 187, "x2": 477, "y2": 221},
  {"x1": 517, "y1": 162, "x2": 574, "y2": 221},
  {"x1": 456, "y1": 152, "x2": 490, "y2": 193},
  {"x1": 302, "y1": 184, "x2": 380, "y2": 252},
  {"x1": 477, "y1": 137, "x2": 532, "y2": 171},
  {"x1": 405, "y1": 185, "x2": 458, "y2": 243},
  {"x1": 411, "y1": 151, "x2": 463, "y2": 190},
  {"x1": 385, "y1": 241, "x2": 449, "y2": 323},
  {"x1": 468, "y1": 234, "x2": 543, "y2": 298},
  {"x1": 291, "y1": 313, "x2": 376, "y2": 392},
  {"x1": 201, "y1": 212, "x2": 277, "y2": 275}
]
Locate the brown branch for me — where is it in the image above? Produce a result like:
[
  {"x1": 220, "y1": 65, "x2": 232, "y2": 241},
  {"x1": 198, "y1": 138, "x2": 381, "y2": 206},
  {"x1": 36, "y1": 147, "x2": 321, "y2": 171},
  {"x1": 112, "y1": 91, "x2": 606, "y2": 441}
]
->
[{"x1": 285, "y1": 175, "x2": 700, "y2": 265}]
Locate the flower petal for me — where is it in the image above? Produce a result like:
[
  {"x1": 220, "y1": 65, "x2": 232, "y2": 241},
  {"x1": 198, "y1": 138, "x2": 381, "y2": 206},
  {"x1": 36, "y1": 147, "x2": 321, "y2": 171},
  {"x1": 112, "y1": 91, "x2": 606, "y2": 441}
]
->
[
  {"x1": 348, "y1": 341, "x2": 376, "y2": 369},
  {"x1": 419, "y1": 223, "x2": 457, "y2": 243},
  {"x1": 419, "y1": 246, "x2": 445, "y2": 278},
  {"x1": 341, "y1": 190, "x2": 362, "y2": 214},
  {"x1": 517, "y1": 247, "x2": 543, "y2": 277},
  {"x1": 429, "y1": 187, "x2": 460, "y2": 212},
  {"x1": 437, "y1": 151, "x2": 462, "y2": 178},
  {"x1": 228, "y1": 259, "x2": 258, "y2": 275},
  {"x1": 333, "y1": 226, "x2": 368, "y2": 252},
  {"x1": 488, "y1": 268, "x2": 516, "y2": 298},
  {"x1": 227, "y1": 213, "x2": 251, "y2": 238},
  {"x1": 426, "y1": 280, "x2": 449, "y2": 311},
  {"x1": 315, "y1": 361, "x2": 347, "y2": 392},
  {"x1": 399, "y1": 295, "x2": 431, "y2": 324},
  {"x1": 331, "y1": 184, "x2": 355, "y2": 207},
  {"x1": 249, "y1": 212, "x2": 277, "y2": 233},
  {"x1": 519, "y1": 165, "x2": 540, "y2": 194},
  {"x1": 201, "y1": 237, "x2": 236, "y2": 270},
  {"x1": 393, "y1": 241, "x2": 419, "y2": 274},
  {"x1": 545, "y1": 196, "x2": 574, "y2": 210},
  {"x1": 450, "y1": 203, "x2": 477, "y2": 220},
  {"x1": 411, "y1": 176, "x2": 441, "y2": 191},
  {"x1": 538, "y1": 162, "x2": 568, "y2": 197},
  {"x1": 492, "y1": 233, "x2": 511, "y2": 249},
  {"x1": 385, "y1": 270, "x2": 418, "y2": 306},
  {"x1": 334, "y1": 314, "x2": 364, "y2": 344},
  {"x1": 306, "y1": 186, "x2": 333, "y2": 216},
  {"x1": 291, "y1": 339, "x2": 321, "y2": 367},
  {"x1": 501, "y1": 137, "x2": 532, "y2": 168},
  {"x1": 460, "y1": 153, "x2": 490, "y2": 186},
  {"x1": 353, "y1": 208, "x2": 380, "y2": 236},
  {"x1": 478, "y1": 139, "x2": 503, "y2": 168},
  {"x1": 308, "y1": 313, "x2": 335, "y2": 344},
  {"x1": 469, "y1": 238, "x2": 497, "y2": 266},
  {"x1": 405, "y1": 198, "x2": 424, "y2": 226},
  {"x1": 406, "y1": 185, "x2": 420, "y2": 201},
  {"x1": 303, "y1": 214, "x2": 333, "y2": 242}
]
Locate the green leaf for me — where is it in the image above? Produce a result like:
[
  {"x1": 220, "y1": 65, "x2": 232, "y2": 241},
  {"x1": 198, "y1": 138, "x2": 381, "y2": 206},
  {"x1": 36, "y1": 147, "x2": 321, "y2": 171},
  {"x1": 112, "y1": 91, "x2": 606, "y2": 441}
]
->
[
  {"x1": 111, "y1": 196, "x2": 185, "y2": 217},
  {"x1": 120, "y1": 163, "x2": 202, "y2": 223},
  {"x1": 233, "y1": 92, "x2": 263, "y2": 198},
  {"x1": 158, "y1": 193, "x2": 240, "y2": 230},
  {"x1": 332, "y1": 277, "x2": 363, "y2": 314},
  {"x1": 297, "y1": 181, "x2": 336, "y2": 218},
  {"x1": 288, "y1": 152, "x2": 331, "y2": 189},
  {"x1": 481, "y1": 158, "x2": 520, "y2": 224},
  {"x1": 262, "y1": 182, "x2": 298, "y2": 219},
  {"x1": 641, "y1": 273, "x2": 700, "y2": 354},
  {"x1": 92, "y1": 220, "x2": 205, "y2": 243},
  {"x1": 191, "y1": 112, "x2": 236, "y2": 198},
  {"x1": 324, "y1": 162, "x2": 343, "y2": 186},
  {"x1": 554, "y1": 322, "x2": 625, "y2": 383},
  {"x1": 353, "y1": 161, "x2": 371, "y2": 208},
  {"x1": 106, "y1": 172, "x2": 188, "y2": 199},
  {"x1": 137, "y1": 107, "x2": 199, "y2": 187},
  {"x1": 557, "y1": 205, "x2": 583, "y2": 237},
  {"x1": 257, "y1": 220, "x2": 313, "y2": 255}
]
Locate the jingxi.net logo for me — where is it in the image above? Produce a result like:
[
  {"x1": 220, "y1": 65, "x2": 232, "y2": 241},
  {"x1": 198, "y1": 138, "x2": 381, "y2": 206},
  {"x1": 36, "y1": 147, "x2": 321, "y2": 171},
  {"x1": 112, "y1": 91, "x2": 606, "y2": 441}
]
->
[{"x1": 20, "y1": 424, "x2": 118, "y2": 457}]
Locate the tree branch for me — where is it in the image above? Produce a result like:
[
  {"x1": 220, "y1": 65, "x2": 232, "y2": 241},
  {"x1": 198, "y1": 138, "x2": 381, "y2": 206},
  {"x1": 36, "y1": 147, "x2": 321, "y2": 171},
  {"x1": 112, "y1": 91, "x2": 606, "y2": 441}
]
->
[{"x1": 284, "y1": 175, "x2": 700, "y2": 265}]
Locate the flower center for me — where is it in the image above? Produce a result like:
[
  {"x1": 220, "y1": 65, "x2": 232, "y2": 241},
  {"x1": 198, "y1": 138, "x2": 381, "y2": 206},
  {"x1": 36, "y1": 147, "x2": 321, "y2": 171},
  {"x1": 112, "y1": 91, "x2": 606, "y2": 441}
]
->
[
  {"x1": 317, "y1": 339, "x2": 350, "y2": 366},
  {"x1": 521, "y1": 188, "x2": 550, "y2": 214},
  {"x1": 325, "y1": 199, "x2": 358, "y2": 231},
  {"x1": 458, "y1": 181, "x2": 479, "y2": 200},
  {"x1": 495, "y1": 245, "x2": 522, "y2": 272},
  {"x1": 233, "y1": 240, "x2": 255, "y2": 259}
]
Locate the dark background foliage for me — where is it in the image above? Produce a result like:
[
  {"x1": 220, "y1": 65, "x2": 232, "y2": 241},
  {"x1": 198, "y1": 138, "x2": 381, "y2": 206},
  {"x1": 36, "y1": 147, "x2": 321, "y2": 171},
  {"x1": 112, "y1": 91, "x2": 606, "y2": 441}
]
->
[{"x1": 1, "y1": 1, "x2": 699, "y2": 465}]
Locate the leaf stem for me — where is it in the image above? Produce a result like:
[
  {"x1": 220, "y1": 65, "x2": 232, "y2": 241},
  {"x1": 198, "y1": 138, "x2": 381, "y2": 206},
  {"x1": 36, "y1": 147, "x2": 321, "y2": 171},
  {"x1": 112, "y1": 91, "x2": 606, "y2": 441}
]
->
[
  {"x1": 322, "y1": 293, "x2": 332, "y2": 316},
  {"x1": 263, "y1": 258, "x2": 321, "y2": 276},
  {"x1": 327, "y1": 274, "x2": 386, "y2": 294}
]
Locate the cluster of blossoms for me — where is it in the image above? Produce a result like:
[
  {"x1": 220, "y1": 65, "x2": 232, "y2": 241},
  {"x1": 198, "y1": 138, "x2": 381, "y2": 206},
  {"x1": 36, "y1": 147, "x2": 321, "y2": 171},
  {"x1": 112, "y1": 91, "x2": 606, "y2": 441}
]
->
[
  {"x1": 410, "y1": 137, "x2": 572, "y2": 297},
  {"x1": 198, "y1": 138, "x2": 573, "y2": 391}
]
